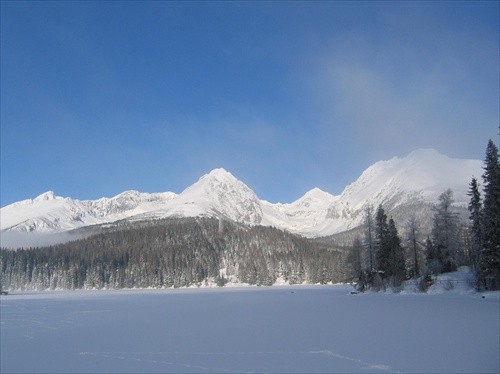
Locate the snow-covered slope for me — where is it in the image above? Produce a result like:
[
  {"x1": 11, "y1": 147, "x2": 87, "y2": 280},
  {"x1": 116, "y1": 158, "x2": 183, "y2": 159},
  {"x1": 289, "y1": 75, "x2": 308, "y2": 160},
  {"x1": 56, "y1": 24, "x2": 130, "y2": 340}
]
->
[
  {"x1": 1, "y1": 190, "x2": 177, "y2": 233},
  {"x1": 327, "y1": 149, "x2": 483, "y2": 231},
  {"x1": 340, "y1": 149, "x2": 480, "y2": 210},
  {"x1": 261, "y1": 188, "x2": 341, "y2": 236},
  {"x1": 1, "y1": 149, "x2": 483, "y2": 244},
  {"x1": 132, "y1": 168, "x2": 264, "y2": 225},
  {"x1": 264, "y1": 149, "x2": 482, "y2": 236}
]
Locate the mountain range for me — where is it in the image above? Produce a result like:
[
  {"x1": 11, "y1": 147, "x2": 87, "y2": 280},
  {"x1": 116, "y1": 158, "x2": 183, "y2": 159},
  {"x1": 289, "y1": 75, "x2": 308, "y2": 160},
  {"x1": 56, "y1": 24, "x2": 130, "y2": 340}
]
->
[{"x1": 1, "y1": 149, "x2": 483, "y2": 248}]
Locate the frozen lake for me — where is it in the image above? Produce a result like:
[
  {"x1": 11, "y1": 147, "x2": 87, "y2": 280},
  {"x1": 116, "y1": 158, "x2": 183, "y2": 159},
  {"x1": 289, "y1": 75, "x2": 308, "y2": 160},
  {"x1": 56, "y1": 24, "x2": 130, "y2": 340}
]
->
[{"x1": 1, "y1": 285, "x2": 498, "y2": 373}]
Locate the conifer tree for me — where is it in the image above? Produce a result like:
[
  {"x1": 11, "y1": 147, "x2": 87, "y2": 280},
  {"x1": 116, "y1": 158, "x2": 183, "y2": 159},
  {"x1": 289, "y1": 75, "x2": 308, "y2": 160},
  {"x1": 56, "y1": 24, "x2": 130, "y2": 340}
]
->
[
  {"x1": 431, "y1": 189, "x2": 460, "y2": 273},
  {"x1": 387, "y1": 218, "x2": 406, "y2": 287},
  {"x1": 420, "y1": 238, "x2": 435, "y2": 292},
  {"x1": 478, "y1": 140, "x2": 500, "y2": 289},
  {"x1": 374, "y1": 205, "x2": 390, "y2": 281},
  {"x1": 425, "y1": 235, "x2": 441, "y2": 275},
  {"x1": 363, "y1": 205, "x2": 375, "y2": 271},
  {"x1": 405, "y1": 214, "x2": 421, "y2": 277},
  {"x1": 372, "y1": 205, "x2": 406, "y2": 289},
  {"x1": 346, "y1": 237, "x2": 366, "y2": 291},
  {"x1": 467, "y1": 177, "x2": 482, "y2": 276}
]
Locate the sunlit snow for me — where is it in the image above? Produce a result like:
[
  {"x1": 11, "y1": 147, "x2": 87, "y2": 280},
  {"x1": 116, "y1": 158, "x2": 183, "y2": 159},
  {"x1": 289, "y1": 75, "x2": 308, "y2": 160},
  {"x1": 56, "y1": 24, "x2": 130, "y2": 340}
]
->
[
  {"x1": 1, "y1": 286, "x2": 498, "y2": 373},
  {"x1": 1, "y1": 149, "x2": 483, "y2": 242}
]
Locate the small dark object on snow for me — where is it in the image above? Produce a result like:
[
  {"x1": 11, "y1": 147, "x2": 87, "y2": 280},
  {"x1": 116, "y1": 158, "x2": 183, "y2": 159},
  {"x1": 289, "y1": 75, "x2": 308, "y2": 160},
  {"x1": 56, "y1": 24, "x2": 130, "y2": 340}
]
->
[
  {"x1": 481, "y1": 295, "x2": 486, "y2": 299},
  {"x1": 350, "y1": 291, "x2": 358, "y2": 295},
  {"x1": 0, "y1": 291, "x2": 8, "y2": 295}
]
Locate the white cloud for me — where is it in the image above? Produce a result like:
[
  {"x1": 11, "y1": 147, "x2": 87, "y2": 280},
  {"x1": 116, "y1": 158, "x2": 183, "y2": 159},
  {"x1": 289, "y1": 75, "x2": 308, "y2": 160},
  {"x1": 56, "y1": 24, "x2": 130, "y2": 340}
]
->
[{"x1": 304, "y1": 28, "x2": 499, "y2": 162}]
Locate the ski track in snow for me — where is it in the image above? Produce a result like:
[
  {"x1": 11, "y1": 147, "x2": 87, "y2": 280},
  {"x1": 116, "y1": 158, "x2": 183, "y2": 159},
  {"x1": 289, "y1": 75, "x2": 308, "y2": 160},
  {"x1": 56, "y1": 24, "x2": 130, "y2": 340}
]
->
[
  {"x1": 79, "y1": 350, "x2": 395, "y2": 373},
  {"x1": 311, "y1": 350, "x2": 395, "y2": 372}
]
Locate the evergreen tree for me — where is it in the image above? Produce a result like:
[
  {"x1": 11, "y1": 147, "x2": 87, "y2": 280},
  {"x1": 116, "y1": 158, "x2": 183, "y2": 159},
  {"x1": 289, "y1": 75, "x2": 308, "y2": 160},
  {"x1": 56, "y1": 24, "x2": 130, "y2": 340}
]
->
[
  {"x1": 387, "y1": 218, "x2": 406, "y2": 288},
  {"x1": 467, "y1": 177, "x2": 483, "y2": 276},
  {"x1": 431, "y1": 189, "x2": 460, "y2": 273},
  {"x1": 425, "y1": 235, "x2": 441, "y2": 274},
  {"x1": 405, "y1": 214, "x2": 422, "y2": 277},
  {"x1": 346, "y1": 237, "x2": 366, "y2": 291},
  {"x1": 372, "y1": 205, "x2": 405, "y2": 289},
  {"x1": 363, "y1": 205, "x2": 375, "y2": 271},
  {"x1": 374, "y1": 205, "x2": 390, "y2": 287},
  {"x1": 478, "y1": 140, "x2": 500, "y2": 290}
]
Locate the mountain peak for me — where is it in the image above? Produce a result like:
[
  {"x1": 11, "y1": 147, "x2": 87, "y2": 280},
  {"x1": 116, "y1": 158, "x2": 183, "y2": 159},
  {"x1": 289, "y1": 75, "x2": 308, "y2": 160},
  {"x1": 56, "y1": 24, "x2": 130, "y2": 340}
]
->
[
  {"x1": 209, "y1": 167, "x2": 230, "y2": 175},
  {"x1": 187, "y1": 168, "x2": 241, "y2": 193},
  {"x1": 202, "y1": 168, "x2": 236, "y2": 181},
  {"x1": 303, "y1": 187, "x2": 335, "y2": 199},
  {"x1": 34, "y1": 191, "x2": 58, "y2": 201},
  {"x1": 176, "y1": 167, "x2": 263, "y2": 225}
]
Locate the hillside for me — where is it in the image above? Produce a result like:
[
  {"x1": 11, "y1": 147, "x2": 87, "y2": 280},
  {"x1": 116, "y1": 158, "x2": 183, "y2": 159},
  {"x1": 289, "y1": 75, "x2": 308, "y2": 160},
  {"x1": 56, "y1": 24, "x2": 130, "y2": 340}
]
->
[{"x1": 0, "y1": 217, "x2": 346, "y2": 290}]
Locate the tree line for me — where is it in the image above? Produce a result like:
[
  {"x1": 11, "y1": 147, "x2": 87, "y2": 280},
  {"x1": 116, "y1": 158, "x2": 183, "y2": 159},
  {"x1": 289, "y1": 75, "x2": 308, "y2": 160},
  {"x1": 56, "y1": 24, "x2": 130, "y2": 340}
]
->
[
  {"x1": 2, "y1": 141, "x2": 498, "y2": 293},
  {"x1": 346, "y1": 140, "x2": 500, "y2": 292},
  {"x1": 0, "y1": 217, "x2": 346, "y2": 290},
  {"x1": 468, "y1": 140, "x2": 500, "y2": 290}
]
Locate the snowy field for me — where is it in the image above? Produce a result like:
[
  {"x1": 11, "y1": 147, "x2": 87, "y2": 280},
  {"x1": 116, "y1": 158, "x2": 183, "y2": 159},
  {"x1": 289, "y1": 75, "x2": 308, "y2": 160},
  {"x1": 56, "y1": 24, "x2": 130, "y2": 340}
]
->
[{"x1": 1, "y1": 285, "x2": 498, "y2": 373}]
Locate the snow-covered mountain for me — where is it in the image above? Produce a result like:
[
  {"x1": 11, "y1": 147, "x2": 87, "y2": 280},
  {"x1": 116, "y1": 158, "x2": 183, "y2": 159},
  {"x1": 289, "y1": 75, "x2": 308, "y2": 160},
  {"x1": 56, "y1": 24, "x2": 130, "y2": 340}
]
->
[
  {"x1": 1, "y1": 149, "x2": 483, "y2": 246},
  {"x1": 320, "y1": 148, "x2": 483, "y2": 233},
  {"x1": 1, "y1": 190, "x2": 177, "y2": 233},
  {"x1": 142, "y1": 168, "x2": 264, "y2": 225}
]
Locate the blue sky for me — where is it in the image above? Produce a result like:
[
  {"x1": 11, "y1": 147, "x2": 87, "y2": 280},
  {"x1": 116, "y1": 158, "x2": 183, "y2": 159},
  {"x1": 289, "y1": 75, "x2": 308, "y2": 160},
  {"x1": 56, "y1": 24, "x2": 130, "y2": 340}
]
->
[{"x1": 1, "y1": 1, "x2": 499, "y2": 207}]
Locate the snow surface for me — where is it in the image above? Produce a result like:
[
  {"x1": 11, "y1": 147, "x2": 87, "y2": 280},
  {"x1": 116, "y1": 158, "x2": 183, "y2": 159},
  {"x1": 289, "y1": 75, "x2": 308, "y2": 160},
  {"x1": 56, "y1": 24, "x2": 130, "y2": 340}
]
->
[
  {"x1": 1, "y1": 149, "x2": 483, "y2": 246},
  {"x1": 340, "y1": 149, "x2": 481, "y2": 211},
  {"x1": 1, "y1": 285, "x2": 498, "y2": 373},
  {"x1": 152, "y1": 168, "x2": 264, "y2": 225}
]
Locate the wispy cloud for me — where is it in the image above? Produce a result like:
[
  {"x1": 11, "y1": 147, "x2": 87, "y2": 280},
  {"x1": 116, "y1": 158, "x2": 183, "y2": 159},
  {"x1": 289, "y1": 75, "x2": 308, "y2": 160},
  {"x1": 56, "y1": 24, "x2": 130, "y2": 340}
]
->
[{"x1": 302, "y1": 3, "x2": 499, "y2": 162}]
